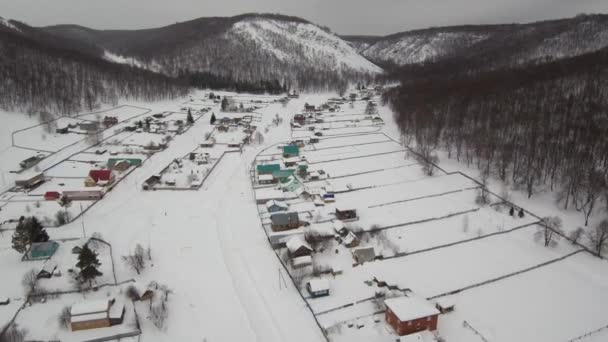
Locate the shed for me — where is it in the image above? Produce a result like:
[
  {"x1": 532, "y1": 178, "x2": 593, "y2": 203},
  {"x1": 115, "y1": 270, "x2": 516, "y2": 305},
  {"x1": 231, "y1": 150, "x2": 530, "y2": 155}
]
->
[
  {"x1": 19, "y1": 155, "x2": 43, "y2": 169},
  {"x1": 272, "y1": 169, "x2": 295, "y2": 182},
  {"x1": 258, "y1": 174, "x2": 276, "y2": 185},
  {"x1": 70, "y1": 299, "x2": 111, "y2": 331},
  {"x1": 306, "y1": 278, "x2": 330, "y2": 297},
  {"x1": 200, "y1": 139, "x2": 215, "y2": 148},
  {"x1": 283, "y1": 156, "x2": 300, "y2": 167},
  {"x1": 15, "y1": 172, "x2": 45, "y2": 188},
  {"x1": 265, "y1": 200, "x2": 288, "y2": 213},
  {"x1": 336, "y1": 207, "x2": 358, "y2": 221},
  {"x1": 0, "y1": 298, "x2": 9, "y2": 306},
  {"x1": 384, "y1": 296, "x2": 439, "y2": 336},
  {"x1": 342, "y1": 231, "x2": 359, "y2": 248},
  {"x1": 292, "y1": 255, "x2": 312, "y2": 269},
  {"x1": 286, "y1": 236, "x2": 313, "y2": 258},
  {"x1": 44, "y1": 191, "x2": 61, "y2": 201},
  {"x1": 352, "y1": 246, "x2": 375, "y2": 264},
  {"x1": 270, "y1": 212, "x2": 300, "y2": 231},
  {"x1": 434, "y1": 297, "x2": 455, "y2": 314},
  {"x1": 63, "y1": 190, "x2": 104, "y2": 201},
  {"x1": 143, "y1": 175, "x2": 161, "y2": 190},
  {"x1": 37, "y1": 260, "x2": 58, "y2": 279},
  {"x1": 107, "y1": 158, "x2": 142, "y2": 170},
  {"x1": 29, "y1": 241, "x2": 59, "y2": 260}
]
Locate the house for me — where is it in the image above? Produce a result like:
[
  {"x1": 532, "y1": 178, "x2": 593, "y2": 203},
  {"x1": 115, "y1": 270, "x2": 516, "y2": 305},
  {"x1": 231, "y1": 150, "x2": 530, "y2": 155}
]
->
[
  {"x1": 217, "y1": 124, "x2": 229, "y2": 132},
  {"x1": 384, "y1": 296, "x2": 440, "y2": 336},
  {"x1": 270, "y1": 212, "x2": 300, "y2": 231},
  {"x1": 143, "y1": 175, "x2": 161, "y2": 190},
  {"x1": 272, "y1": 170, "x2": 295, "y2": 183},
  {"x1": 195, "y1": 153, "x2": 210, "y2": 165},
  {"x1": 44, "y1": 191, "x2": 61, "y2": 201},
  {"x1": 297, "y1": 163, "x2": 308, "y2": 176},
  {"x1": 283, "y1": 156, "x2": 300, "y2": 167},
  {"x1": 306, "y1": 278, "x2": 330, "y2": 297},
  {"x1": 200, "y1": 139, "x2": 215, "y2": 148},
  {"x1": 352, "y1": 246, "x2": 376, "y2": 264},
  {"x1": 107, "y1": 158, "x2": 142, "y2": 170},
  {"x1": 258, "y1": 174, "x2": 276, "y2": 185},
  {"x1": 333, "y1": 220, "x2": 347, "y2": 235},
  {"x1": 304, "y1": 104, "x2": 316, "y2": 112},
  {"x1": 336, "y1": 207, "x2": 358, "y2": 221},
  {"x1": 293, "y1": 114, "x2": 306, "y2": 125},
  {"x1": 63, "y1": 190, "x2": 104, "y2": 201},
  {"x1": 15, "y1": 172, "x2": 45, "y2": 188},
  {"x1": 19, "y1": 155, "x2": 44, "y2": 169},
  {"x1": 255, "y1": 189, "x2": 286, "y2": 204},
  {"x1": 78, "y1": 122, "x2": 99, "y2": 132},
  {"x1": 282, "y1": 145, "x2": 300, "y2": 158},
  {"x1": 292, "y1": 255, "x2": 312, "y2": 269},
  {"x1": 281, "y1": 177, "x2": 303, "y2": 193},
  {"x1": 286, "y1": 236, "x2": 313, "y2": 258},
  {"x1": 37, "y1": 261, "x2": 58, "y2": 279},
  {"x1": 256, "y1": 164, "x2": 281, "y2": 175},
  {"x1": 342, "y1": 231, "x2": 359, "y2": 248},
  {"x1": 56, "y1": 126, "x2": 69, "y2": 134},
  {"x1": 70, "y1": 298, "x2": 124, "y2": 331},
  {"x1": 29, "y1": 241, "x2": 59, "y2": 260},
  {"x1": 103, "y1": 116, "x2": 119, "y2": 127},
  {"x1": 111, "y1": 160, "x2": 132, "y2": 172},
  {"x1": 265, "y1": 200, "x2": 288, "y2": 213},
  {"x1": 85, "y1": 170, "x2": 115, "y2": 187}
]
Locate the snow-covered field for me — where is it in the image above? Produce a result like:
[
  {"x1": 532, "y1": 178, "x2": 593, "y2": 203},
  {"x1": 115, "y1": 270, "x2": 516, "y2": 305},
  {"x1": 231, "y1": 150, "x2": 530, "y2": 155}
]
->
[{"x1": 0, "y1": 89, "x2": 607, "y2": 342}]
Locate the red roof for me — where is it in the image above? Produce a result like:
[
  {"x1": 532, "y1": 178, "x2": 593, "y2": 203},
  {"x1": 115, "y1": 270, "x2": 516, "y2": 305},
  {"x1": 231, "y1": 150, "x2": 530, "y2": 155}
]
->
[
  {"x1": 44, "y1": 191, "x2": 61, "y2": 200},
  {"x1": 88, "y1": 170, "x2": 113, "y2": 182}
]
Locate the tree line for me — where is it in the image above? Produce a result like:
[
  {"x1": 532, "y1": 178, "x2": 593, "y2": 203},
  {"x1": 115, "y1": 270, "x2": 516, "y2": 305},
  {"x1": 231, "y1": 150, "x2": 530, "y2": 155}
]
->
[{"x1": 386, "y1": 46, "x2": 608, "y2": 231}]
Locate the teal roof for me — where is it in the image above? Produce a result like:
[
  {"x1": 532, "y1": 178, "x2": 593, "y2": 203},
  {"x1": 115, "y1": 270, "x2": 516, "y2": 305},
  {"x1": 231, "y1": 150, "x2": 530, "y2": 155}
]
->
[
  {"x1": 257, "y1": 164, "x2": 281, "y2": 173},
  {"x1": 30, "y1": 241, "x2": 59, "y2": 259},
  {"x1": 107, "y1": 158, "x2": 142, "y2": 168},
  {"x1": 283, "y1": 145, "x2": 300, "y2": 155},
  {"x1": 272, "y1": 169, "x2": 295, "y2": 180},
  {"x1": 284, "y1": 177, "x2": 303, "y2": 192}
]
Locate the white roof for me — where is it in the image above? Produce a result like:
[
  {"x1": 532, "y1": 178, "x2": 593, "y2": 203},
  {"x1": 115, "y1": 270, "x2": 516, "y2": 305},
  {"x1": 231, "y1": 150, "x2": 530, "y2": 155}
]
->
[
  {"x1": 292, "y1": 255, "x2": 312, "y2": 267},
  {"x1": 256, "y1": 189, "x2": 285, "y2": 201},
  {"x1": 384, "y1": 296, "x2": 439, "y2": 322},
  {"x1": 259, "y1": 174, "x2": 274, "y2": 181},
  {"x1": 435, "y1": 296, "x2": 455, "y2": 308},
  {"x1": 41, "y1": 260, "x2": 58, "y2": 273},
  {"x1": 309, "y1": 171, "x2": 320, "y2": 177},
  {"x1": 71, "y1": 312, "x2": 107, "y2": 323},
  {"x1": 283, "y1": 156, "x2": 301, "y2": 163},
  {"x1": 307, "y1": 278, "x2": 330, "y2": 292},
  {"x1": 16, "y1": 172, "x2": 43, "y2": 181},
  {"x1": 286, "y1": 236, "x2": 312, "y2": 253},
  {"x1": 71, "y1": 299, "x2": 109, "y2": 316},
  {"x1": 266, "y1": 200, "x2": 287, "y2": 209},
  {"x1": 333, "y1": 220, "x2": 345, "y2": 231}
]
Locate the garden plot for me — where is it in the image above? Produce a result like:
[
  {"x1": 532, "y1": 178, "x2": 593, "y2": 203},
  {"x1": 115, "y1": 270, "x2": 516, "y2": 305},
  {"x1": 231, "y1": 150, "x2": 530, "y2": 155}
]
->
[
  {"x1": 315, "y1": 152, "x2": 418, "y2": 178},
  {"x1": 306, "y1": 226, "x2": 581, "y2": 319},
  {"x1": 376, "y1": 205, "x2": 539, "y2": 254},
  {"x1": 438, "y1": 252, "x2": 608, "y2": 342},
  {"x1": 45, "y1": 160, "x2": 101, "y2": 178},
  {"x1": 14, "y1": 290, "x2": 138, "y2": 342},
  {"x1": 0, "y1": 148, "x2": 50, "y2": 173},
  {"x1": 13, "y1": 117, "x2": 89, "y2": 152},
  {"x1": 320, "y1": 114, "x2": 370, "y2": 123},
  {"x1": 212, "y1": 126, "x2": 249, "y2": 145},
  {"x1": 68, "y1": 151, "x2": 148, "y2": 164},
  {"x1": 121, "y1": 132, "x2": 168, "y2": 147},
  {"x1": 305, "y1": 141, "x2": 405, "y2": 164},
  {"x1": 76, "y1": 105, "x2": 149, "y2": 122},
  {"x1": 28, "y1": 178, "x2": 99, "y2": 196},
  {"x1": 306, "y1": 164, "x2": 424, "y2": 191},
  {"x1": 0, "y1": 199, "x2": 93, "y2": 226},
  {"x1": 156, "y1": 152, "x2": 220, "y2": 189},
  {"x1": 312, "y1": 133, "x2": 390, "y2": 150}
]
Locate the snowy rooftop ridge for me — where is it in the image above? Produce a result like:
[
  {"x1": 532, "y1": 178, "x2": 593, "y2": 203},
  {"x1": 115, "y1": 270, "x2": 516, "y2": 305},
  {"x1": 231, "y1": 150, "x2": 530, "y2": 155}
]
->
[{"x1": 384, "y1": 295, "x2": 439, "y2": 322}]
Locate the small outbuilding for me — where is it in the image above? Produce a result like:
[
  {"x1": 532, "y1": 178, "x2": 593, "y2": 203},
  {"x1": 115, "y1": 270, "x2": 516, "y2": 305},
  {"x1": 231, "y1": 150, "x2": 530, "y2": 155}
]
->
[
  {"x1": 306, "y1": 278, "x2": 330, "y2": 297},
  {"x1": 70, "y1": 298, "x2": 123, "y2": 331},
  {"x1": 384, "y1": 296, "x2": 440, "y2": 336},
  {"x1": 292, "y1": 255, "x2": 312, "y2": 269},
  {"x1": 352, "y1": 246, "x2": 376, "y2": 264},
  {"x1": 286, "y1": 236, "x2": 313, "y2": 258},
  {"x1": 282, "y1": 145, "x2": 300, "y2": 158},
  {"x1": 15, "y1": 172, "x2": 45, "y2": 189},
  {"x1": 44, "y1": 191, "x2": 61, "y2": 201},
  {"x1": 85, "y1": 170, "x2": 115, "y2": 187},
  {"x1": 336, "y1": 207, "x2": 358, "y2": 221},
  {"x1": 37, "y1": 260, "x2": 58, "y2": 279},
  {"x1": 29, "y1": 241, "x2": 59, "y2": 260},
  {"x1": 266, "y1": 200, "x2": 288, "y2": 213},
  {"x1": 63, "y1": 190, "x2": 104, "y2": 201}
]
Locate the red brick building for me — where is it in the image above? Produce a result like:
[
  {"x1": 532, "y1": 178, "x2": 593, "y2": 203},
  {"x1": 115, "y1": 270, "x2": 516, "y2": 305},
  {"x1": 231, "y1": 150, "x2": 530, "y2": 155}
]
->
[{"x1": 385, "y1": 296, "x2": 440, "y2": 336}]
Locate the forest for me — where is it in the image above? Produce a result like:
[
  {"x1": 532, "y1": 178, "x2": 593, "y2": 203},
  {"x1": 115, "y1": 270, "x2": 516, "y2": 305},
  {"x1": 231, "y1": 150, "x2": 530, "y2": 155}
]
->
[
  {"x1": 386, "y1": 47, "x2": 608, "y2": 228},
  {"x1": 0, "y1": 29, "x2": 188, "y2": 114}
]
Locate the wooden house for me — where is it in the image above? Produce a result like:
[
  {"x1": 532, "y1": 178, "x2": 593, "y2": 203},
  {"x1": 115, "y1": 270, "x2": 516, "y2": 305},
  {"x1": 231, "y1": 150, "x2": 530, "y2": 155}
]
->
[
  {"x1": 384, "y1": 296, "x2": 439, "y2": 336},
  {"x1": 306, "y1": 278, "x2": 330, "y2": 298},
  {"x1": 28, "y1": 241, "x2": 59, "y2": 260},
  {"x1": 335, "y1": 207, "x2": 357, "y2": 221},
  {"x1": 270, "y1": 212, "x2": 300, "y2": 231},
  {"x1": 282, "y1": 145, "x2": 300, "y2": 158},
  {"x1": 286, "y1": 236, "x2": 313, "y2": 258},
  {"x1": 256, "y1": 164, "x2": 281, "y2": 175}
]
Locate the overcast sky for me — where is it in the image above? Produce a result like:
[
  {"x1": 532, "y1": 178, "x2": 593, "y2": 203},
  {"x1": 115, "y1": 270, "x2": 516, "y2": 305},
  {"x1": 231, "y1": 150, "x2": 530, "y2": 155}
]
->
[{"x1": 1, "y1": 0, "x2": 607, "y2": 35}]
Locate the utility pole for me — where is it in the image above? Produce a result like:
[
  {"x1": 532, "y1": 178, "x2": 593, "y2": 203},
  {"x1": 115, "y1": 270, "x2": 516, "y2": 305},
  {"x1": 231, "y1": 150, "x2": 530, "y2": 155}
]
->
[{"x1": 80, "y1": 202, "x2": 86, "y2": 238}]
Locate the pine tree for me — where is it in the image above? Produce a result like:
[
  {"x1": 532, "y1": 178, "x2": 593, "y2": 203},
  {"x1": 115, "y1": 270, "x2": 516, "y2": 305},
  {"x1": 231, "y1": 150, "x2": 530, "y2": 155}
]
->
[
  {"x1": 12, "y1": 216, "x2": 48, "y2": 254},
  {"x1": 210, "y1": 112, "x2": 216, "y2": 125},
  {"x1": 77, "y1": 244, "x2": 102, "y2": 284},
  {"x1": 187, "y1": 109, "x2": 194, "y2": 124},
  {"x1": 221, "y1": 97, "x2": 229, "y2": 111}
]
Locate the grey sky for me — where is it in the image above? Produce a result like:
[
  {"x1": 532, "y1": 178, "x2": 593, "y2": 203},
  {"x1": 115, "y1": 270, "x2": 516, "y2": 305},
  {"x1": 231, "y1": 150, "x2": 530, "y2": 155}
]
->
[{"x1": 1, "y1": 0, "x2": 607, "y2": 35}]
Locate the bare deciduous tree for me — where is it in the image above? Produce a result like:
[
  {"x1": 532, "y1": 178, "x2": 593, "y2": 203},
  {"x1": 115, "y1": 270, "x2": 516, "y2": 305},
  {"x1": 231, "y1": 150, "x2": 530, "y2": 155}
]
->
[
  {"x1": 587, "y1": 219, "x2": 608, "y2": 256},
  {"x1": 535, "y1": 216, "x2": 563, "y2": 248},
  {"x1": 122, "y1": 244, "x2": 146, "y2": 275}
]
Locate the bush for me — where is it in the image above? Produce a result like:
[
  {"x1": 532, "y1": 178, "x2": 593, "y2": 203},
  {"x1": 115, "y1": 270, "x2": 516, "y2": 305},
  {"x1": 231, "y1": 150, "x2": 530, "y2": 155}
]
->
[{"x1": 58, "y1": 306, "x2": 71, "y2": 330}]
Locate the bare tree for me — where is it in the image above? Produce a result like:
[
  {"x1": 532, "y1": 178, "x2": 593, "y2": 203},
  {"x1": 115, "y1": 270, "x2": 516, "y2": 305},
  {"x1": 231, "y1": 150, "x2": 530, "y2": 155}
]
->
[
  {"x1": 58, "y1": 306, "x2": 71, "y2": 330},
  {"x1": 535, "y1": 216, "x2": 563, "y2": 248},
  {"x1": 587, "y1": 219, "x2": 608, "y2": 256},
  {"x1": 568, "y1": 227, "x2": 585, "y2": 245},
  {"x1": 0, "y1": 323, "x2": 26, "y2": 342},
  {"x1": 122, "y1": 244, "x2": 146, "y2": 275},
  {"x1": 21, "y1": 269, "x2": 38, "y2": 297}
]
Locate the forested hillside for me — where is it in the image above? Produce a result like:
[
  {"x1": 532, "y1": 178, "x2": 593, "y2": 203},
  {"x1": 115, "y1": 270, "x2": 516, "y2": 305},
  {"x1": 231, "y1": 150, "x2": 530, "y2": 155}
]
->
[
  {"x1": 0, "y1": 20, "x2": 188, "y2": 114},
  {"x1": 386, "y1": 48, "x2": 608, "y2": 226}
]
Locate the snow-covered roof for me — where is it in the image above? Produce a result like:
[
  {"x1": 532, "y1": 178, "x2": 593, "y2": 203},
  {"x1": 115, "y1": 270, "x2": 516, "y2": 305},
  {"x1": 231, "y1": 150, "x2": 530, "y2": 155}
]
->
[
  {"x1": 286, "y1": 236, "x2": 312, "y2": 253},
  {"x1": 71, "y1": 312, "x2": 107, "y2": 323},
  {"x1": 292, "y1": 255, "x2": 312, "y2": 267},
  {"x1": 265, "y1": 199, "x2": 287, "y2": 209},
  {"x1": 307, "y1": 278, "x2": 330, "y2": 292},
  {"x1": 41, "y1": 260, "x2": 57, "y2": 273},
  {"x1": 435, "y1": 296, "x2": 455, "y2": 309},
  {"x1": 384, "y1": 296, "x2": 439, "y2": 322},
  {"x1": 332, "y1": 220, "x2": 345, "y2": 231},
  {"x1": 256, "y1": 189, "x2": 285, "y2": 201},
  {"x1": 15, "y1": 171, "x2": 43, "y2": 181},
  {"x1": 309, "y1": 170, "x2": 320, "y2": 177},
  {"x1": 258, "y1": 174, "x2": 274, "y2": 181},
  {"x1": 71, "y1": 299, "x2": 109, "y2": 316},
  {"x1": 283, "y1": 156, "x2": 301, "y2": 163}
]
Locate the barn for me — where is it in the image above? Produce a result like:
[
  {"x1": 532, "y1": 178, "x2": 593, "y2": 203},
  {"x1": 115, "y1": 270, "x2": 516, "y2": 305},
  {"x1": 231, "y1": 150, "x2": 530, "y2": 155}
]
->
[
  {"x1": 384, "y1": 296, "x2": 440, "y2": 336},
  {"x1": 37, "y1": 260, "x2": 58, "y2": 279}
]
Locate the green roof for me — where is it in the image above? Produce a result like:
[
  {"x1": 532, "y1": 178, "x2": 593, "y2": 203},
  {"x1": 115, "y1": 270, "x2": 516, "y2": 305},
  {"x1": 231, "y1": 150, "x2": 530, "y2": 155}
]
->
[
  {"x1": 283, "y1": 145, "x2": 300, "y2": 155},
  {"x1": 272, "y1": 169, "x2": 295, "y2": 180},
  {"x1": 257, "y1": 164, "x2": 281, "y2": 173},
  {"x1": 30, "y1": 241, "x2": 59, "y2": 259},
  {"x1": 107, "y1": 158, "x2": 142, "y2": 168}
]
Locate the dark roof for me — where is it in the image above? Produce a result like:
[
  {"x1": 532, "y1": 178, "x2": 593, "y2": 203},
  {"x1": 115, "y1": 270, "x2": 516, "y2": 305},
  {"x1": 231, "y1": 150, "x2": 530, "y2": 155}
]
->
[{"x1": 270, "y1": 212, "x2": 299, "y2": 225}]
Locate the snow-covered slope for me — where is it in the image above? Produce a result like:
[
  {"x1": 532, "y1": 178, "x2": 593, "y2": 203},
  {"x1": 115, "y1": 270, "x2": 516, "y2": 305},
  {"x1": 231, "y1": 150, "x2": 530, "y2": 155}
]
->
[
  {"x1": 228, "y1": 18, "x2": 382, "y2": 74},
  {"x1": 0, "y1": 16, "x2": 20, "y2": 32}
]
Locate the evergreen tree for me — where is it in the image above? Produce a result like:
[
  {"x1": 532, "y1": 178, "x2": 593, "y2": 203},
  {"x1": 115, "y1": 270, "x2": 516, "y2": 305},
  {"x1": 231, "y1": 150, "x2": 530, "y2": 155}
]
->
[
  {"x1": 187, "y1": 109, "x2": 194, "y2": 124},
  {"x1": 12, "y1": 216, "x2": 49, "y2": 254},
  {"x1": 76, "y1": 244, "x2": 102, "y2": 284},
  {"x1": 210, "y1": 112, "x2": 216, "y2": 125},
  {"x1": 221, "y1": 97, "x2": 229, "y2": 111}
]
